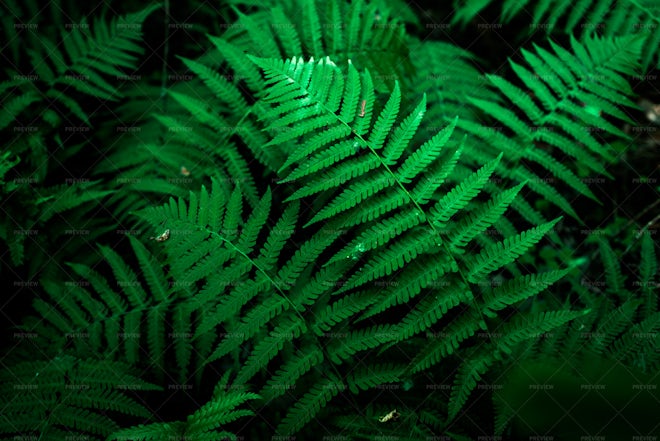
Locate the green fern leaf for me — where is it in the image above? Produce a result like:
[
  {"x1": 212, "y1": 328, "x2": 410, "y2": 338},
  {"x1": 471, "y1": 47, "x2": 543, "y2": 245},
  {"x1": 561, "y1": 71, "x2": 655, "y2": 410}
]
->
[
  {"x1": 261, "y1": 348, "x2": 324, "y2": 401},
  {"x1": 0, "y1": 356, "x2": 158, "y2": 440},
  {"x1": 447, "y1": 309, "x2": 590, "y2": 420},
  {"x1": 277, "y1": 374, "x2": 344, "y2": 435},
  {"x1": 466, "y1": 218, "x2": 561, "y2": 283},
  {"x1": 347, "y1": 363, "x2": 404, "y2": 394}
]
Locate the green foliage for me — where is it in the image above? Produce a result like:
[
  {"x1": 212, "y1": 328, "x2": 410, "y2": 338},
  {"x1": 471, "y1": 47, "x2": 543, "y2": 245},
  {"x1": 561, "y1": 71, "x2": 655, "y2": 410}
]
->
[
  {"x1": 1, "y1": 0, "x2": 656, "y2": 440},
  {"x1": 455, "y1": 34, "x2": 643, "y2": 222},
  {"x1": 109, "y1": 373, "x2": 260, "y2": 441},
  {"x1": 0, "y1": 355, "x2": 159, "y2": 441},
  {"x1": 492, "y1": 228, "x2": 659, "y2": 436},
  {"x1": 0, "y1": 4, "x2": 158, "y2": 277},
  {"x1": 536, "y1": 232, "x2": 659, "y2": 369},
  {"x1": 127, "y1": 56, "x2": 575, "y2": 436},
  {"x1": 452, "y1": 0, "x2": 660, "y2": 69},
  {"x1": 22, "y1": 234, "x2": 211, "y2": 383},
  {"x1": 2, "y1": 4, "x2": 159, "y2": 123}
]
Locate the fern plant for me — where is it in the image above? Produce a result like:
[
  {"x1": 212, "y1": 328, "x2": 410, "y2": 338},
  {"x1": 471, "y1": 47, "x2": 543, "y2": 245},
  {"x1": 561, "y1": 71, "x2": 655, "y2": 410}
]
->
[
  {"x1": 404, "y1": 41, "x2": 501, "y2": 123},
  {"x1": 112, "y1": 55, "x2": 585, "y2": 437},
  {"x1": 19, "y1": 233, "x2": 214, "y2": 384},
  {"x1": 448, "y1": 34, "x2": 644, "y2": 224},
  {"x1": 14, "y1": 50, "x2": 582, "y2": 436},
  {"x1": 452, "y1": 0, "x2": 660, "y2": 70},
  {"x1": 0, "y1": 4, "x2": 158, "y2": 276},
  {"x1": 133, "y1": 0, "x2": 414, "y2": 212},
  {"x1": 109, "y1": 372, "x2": 259, "y2": 441},
  {"x1": 0, "y1": 355, "x2": 159, "y2": 441},
  {"x1": 492, "y1": 231, "x2": 658, "y2": 437},
  {"x1": 2, "y1": 0, "x2": 656, "y2": 439},
  {"x1": 1, "y1": 4, "x2": 159, "y2": 125}
]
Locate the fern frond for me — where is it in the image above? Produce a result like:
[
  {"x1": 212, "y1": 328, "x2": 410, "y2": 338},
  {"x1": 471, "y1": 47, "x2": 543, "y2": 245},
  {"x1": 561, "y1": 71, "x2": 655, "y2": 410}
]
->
[
  {"x1": 206, "y1": 296, "x2": 287, "y2": 363},
  {"x1": 590, "y1": 299, "x2": 642, "y2": 355},
  {"x1": 453, "y1": 0, "x2": 660, "y2": 69},
  {"x1": 447, "y1": 309, "x2": 590, "y2": 420},
  {"x1": 277, "y1": 374, "x2": 344, "y2": 435},
  {"x1": 346, "y1": 363, "x2": 404, "y2": 394},
  {"x1": 0, "y1": 356, "x2": 158, "y2": 440},
  {"x1": 261, "y1": 348, "x2": 324, "y2": 401},
  {"x1": 393, "y1": 282, "x2": 475, "y2": 340},
  {"x1": 480, "y1": 269, "x2": 571, "y2": 318},
  {"x1": 223, "y1": 0, "x2": 410, "y2": 89},
  {"x1": 136, "y1": 180, "x2": 358, "y2": 414},
  {"x1": 108, "y1": 422, "x2": 184, "y2": 441},
  {"x1": 457, "y1": 34, "x2": 643, "y2": 221},
  {"x1": 466, "y1": 218, "x2": 561, "y2": 283},
  {"x1": 406, "y1": 313, "x2": 483, "y2": 374},
  {"x1": 430, "y1": 152, "x2": 501, "y2": 226},
  {"x1": 35, "y1": 180, "x2": 114, "y2": 223},
  {"x1": 639, "y1": 232, "x2": 658, "y2": 317},
  {"x1": 610, "y1": 312, "x2": 660, "y2": 363},
  {"x1": 109, "y1": 383, "x2": 259, "y2": 441},
  {"x1": 447, "y1": 181, "x2": 526, "y2": 253},
  {"x1": 48, "y1": 6, "x2": 158, "y2": 98},
  {"x1": 406, "y1": 41, "x2": 499, "y2": 123},
  {"x1": 447, "y1": 351, "x2": 490, "y2": 421},
  {"x1": 24, "y1": 233, "x2": 207, "y2": 382},
  {"x1": 0, "y1": 90, "x2": 41, "y2": 130},
  {"x1": 195, "y1": 225, "x2": 343, "y2": 339},
  {"x1": 327, "y1": 325, "x2": 399, "y2": 364},
  {"x1": 1, "y1": 4, "x2": 158, "y2": 128},
  {"x1": 248, "y1": 55, "x2": 573, "y2": 428},
  {"x1": 311, "y1": 291, "x2": 379, "y2": 334},
  {"x1": 234, "y1": 314, "x2": 307, "y2": 385},
  {"x1": 186, "y1": 390, "x2": 260, "y2": 434},
  {"x1": 598, "y1": 237, "x2": 627, "y2": 298}
]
